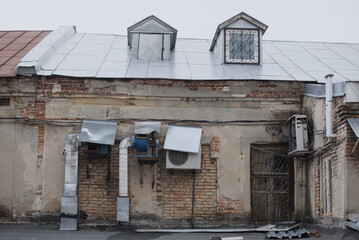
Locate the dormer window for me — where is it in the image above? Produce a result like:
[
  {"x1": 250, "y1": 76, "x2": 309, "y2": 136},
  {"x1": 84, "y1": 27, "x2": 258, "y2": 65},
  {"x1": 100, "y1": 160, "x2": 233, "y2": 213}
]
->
[
  {"x1": 137, "y1": 33, "x2": 171, "y2": 61},
  {"x1": 225, "y1": 29, "x2": 259, "y2": 64},
  {"x1": 210, "y1": 12, "x2": 268, "y2": 65},
  {"x1": 128, "y1": 15, "x2": 177, "y2": 61}
]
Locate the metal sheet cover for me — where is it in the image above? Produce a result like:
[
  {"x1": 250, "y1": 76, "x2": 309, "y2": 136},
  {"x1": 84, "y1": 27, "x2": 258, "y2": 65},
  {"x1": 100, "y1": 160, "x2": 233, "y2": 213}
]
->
[
  {"x1": 79, "y1": 119, "x2": 117, "y2": 145},
  {"x1": 348, "y1": 118, "x2": 359, "y2": 137},
  {"x1": 164, "y1": 125, "x2": 202, "y2": 153},
  {"x1": 134, "y1": 122, "x2": 161, "y2": 134}
]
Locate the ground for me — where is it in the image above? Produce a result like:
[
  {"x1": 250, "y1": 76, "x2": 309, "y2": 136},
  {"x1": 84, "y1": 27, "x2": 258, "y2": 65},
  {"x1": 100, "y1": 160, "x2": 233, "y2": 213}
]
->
[{"x1": 0, "y1": 223, "x2": 359, "y2": 240}]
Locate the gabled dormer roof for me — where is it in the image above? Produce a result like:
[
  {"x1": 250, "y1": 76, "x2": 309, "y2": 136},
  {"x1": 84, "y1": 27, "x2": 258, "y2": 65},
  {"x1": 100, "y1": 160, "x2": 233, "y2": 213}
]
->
[
  {"x1": 127, "y1": 15, "x2": 178, "y2": 50},
  {"x1": 210, "y1": 12, "x2": 268, "y2": 51}
]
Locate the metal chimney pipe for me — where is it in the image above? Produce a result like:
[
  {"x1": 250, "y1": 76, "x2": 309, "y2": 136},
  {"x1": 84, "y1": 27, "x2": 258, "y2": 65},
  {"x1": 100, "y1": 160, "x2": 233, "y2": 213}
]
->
[{"x1": 325, "y1": 74, "x2": 336, "y2": 138}]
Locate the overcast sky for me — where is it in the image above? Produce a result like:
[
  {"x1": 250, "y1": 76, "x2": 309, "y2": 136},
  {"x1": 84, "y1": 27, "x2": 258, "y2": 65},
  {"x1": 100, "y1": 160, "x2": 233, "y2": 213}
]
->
[{"x1": 1, "y1": 0, "x2": 359, "y2": 43}]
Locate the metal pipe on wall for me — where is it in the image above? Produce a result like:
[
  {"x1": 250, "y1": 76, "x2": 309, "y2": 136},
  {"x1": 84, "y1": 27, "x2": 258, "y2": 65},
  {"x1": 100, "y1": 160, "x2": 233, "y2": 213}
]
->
[
  {"x1": 119, "y1": 137, "x2": 132, "y2": 196},
  {"x1": 325, "y1": 74, "x2": 336, "y2": 138},
  {"x1": 117, "y1": 137, "x2": 132, "y2": 224}
]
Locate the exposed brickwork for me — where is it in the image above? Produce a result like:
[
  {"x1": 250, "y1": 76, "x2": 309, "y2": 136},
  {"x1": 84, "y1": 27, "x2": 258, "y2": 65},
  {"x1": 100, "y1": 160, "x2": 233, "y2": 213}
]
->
[
  {"x1": 246, "y1": 82, "x2": 302, "y2": 98},
  {"x1": 78, "y1": 144, "x2": 119, "y2": 221},
  {"x1": 0, "y1": 76, "x2": 304, "y2": 224},
  {"x1": 311, "y1": 97, "x2": 359, "y2": 218},
  {"x1": 163, "y1": 145, "x2": 217, "y2": 222},
  {"x1": 217, "y1": 197, "x2": 244, "y2": 215},
  {"x1": 137, "y1": 80, "x2": 229, "y2": 92},
  {"x1": 210, "y1": 137, "x2": 220, "y2": 154}
]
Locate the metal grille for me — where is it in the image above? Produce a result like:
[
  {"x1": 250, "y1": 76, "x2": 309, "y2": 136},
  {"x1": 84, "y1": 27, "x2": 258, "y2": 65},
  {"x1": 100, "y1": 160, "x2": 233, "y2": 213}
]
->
[
  {"x1": 225, "y1": 29, "x2": 259, "y2": 64},
  {"x1": 169, "y1": 150, "x2": 188, "y2": 166},
  {"x1": 250, "y1": 144, "x2": 293, "y2": 223}
]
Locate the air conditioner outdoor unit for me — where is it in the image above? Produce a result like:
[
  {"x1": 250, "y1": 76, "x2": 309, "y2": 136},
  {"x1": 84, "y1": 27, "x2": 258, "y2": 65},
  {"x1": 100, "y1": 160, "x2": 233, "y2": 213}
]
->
[
  {"x1": 163, "y1": 125, "x2": 203, "y2": 169},
  {"x1": 288, "y1": 115, "x2": 310, "y2": 156},
  {"x1": 166, "y1": 147, "x2": 201, "y2": 170}
]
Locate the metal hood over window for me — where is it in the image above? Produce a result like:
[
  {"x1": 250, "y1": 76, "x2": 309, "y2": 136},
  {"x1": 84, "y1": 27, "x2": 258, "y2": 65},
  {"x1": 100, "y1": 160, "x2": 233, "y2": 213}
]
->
[
  {"x1": 134, "y1": 121, "x2": 161, "y2": 134},
  {"x1": 164, "y1": 125, "x2": 202, "y2": 153},
  {"x1": 79, "y1": 119, "x2": 117, "y2": 145}
]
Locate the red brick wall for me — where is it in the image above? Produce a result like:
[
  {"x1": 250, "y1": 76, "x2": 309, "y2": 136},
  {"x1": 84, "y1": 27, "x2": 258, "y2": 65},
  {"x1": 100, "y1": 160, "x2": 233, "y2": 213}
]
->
[
  {"x1": 163, "y1": 145, "x2": 217, "y2": 222},
  {"x1": 78, "y1": 144, "x2": 119, "y2": 221}
]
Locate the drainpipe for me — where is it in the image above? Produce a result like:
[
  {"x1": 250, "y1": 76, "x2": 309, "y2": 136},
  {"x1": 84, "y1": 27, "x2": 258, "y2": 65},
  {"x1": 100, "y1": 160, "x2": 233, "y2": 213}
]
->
[
  {"x1": 325, "y1": 74, "x2": 336, "y2": 138},
  {"x1": 117, "y1": 137, "x2": 132, "y2": 224}
]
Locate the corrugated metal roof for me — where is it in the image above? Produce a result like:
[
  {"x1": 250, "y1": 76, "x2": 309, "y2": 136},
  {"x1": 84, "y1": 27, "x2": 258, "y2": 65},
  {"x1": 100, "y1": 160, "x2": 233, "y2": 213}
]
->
[
  {"x1": 16, "y1": 26, "x2": 359, "y2": 83},
  {"x1": 266, "y1": 227, "x2": 310, "y2": 239},
  {"x1": 0, "y1": 30, "x2": 50, "y2": 77}
]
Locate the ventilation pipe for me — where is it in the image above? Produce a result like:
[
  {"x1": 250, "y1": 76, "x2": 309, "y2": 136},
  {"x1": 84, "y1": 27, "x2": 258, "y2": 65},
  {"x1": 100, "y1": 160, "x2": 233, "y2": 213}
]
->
[
  {"x1": 117, "y1": 137, "x2": 132, "y2": 224},
  {"x1": 325, "y1": 74, "x2": 336, "y2": 138},
  {"x1": 60, "y1": 134, "x2": 80, "y2": 230}
]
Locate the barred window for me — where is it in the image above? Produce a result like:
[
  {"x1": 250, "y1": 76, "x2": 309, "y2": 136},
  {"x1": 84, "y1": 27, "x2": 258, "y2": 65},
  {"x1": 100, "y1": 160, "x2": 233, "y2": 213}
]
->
[{"x1": 225, "y1": 29, "x2": 259, "y2": 64}]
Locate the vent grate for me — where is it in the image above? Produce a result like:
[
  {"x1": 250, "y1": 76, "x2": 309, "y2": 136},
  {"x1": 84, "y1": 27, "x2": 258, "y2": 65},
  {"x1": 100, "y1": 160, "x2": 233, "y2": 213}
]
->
[{"x1": 168, "y1": 151, "x2": 188, "y2": 166}]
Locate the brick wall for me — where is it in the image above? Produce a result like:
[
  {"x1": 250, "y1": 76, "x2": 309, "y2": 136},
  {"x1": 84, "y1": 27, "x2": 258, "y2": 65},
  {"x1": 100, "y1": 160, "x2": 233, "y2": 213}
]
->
[
  {"x1": 78, "y1": 144, "x2": 119, "y2": 221},
  {"x1": 163, "y1": 145, "x2": 217, "y2": 223},
  {"x1": 311, "y1": 97, "x2": 359, "y2": 218}
]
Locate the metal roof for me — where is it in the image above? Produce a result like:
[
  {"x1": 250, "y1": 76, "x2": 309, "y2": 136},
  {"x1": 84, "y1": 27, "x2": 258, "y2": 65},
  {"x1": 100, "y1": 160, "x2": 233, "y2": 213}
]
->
[
  {"x1": 0, "y1": 30, "x2": 50, "y2": 77},
  {"x1": 164, "y1": 125, "x2": 202, "y2": 153},
  {"x1": 16, "y1": 26, "x2": 359, "y2": 83}
]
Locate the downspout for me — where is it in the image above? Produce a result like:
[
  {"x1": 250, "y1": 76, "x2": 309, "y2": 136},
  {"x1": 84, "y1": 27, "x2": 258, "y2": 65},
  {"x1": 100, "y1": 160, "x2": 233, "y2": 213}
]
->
[
  {"x1": 325, "y1": 74, "x2": 336, "y2": 138},
  {"x1": 117, "y1": 137, "x2": 132, "y2": 224}
]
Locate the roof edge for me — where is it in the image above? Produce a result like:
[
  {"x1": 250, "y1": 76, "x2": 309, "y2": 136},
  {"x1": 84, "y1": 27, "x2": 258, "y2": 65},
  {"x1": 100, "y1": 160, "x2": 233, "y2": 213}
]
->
[{"x1": 16, "y1": 25, "x2": 76, "y2": 76}]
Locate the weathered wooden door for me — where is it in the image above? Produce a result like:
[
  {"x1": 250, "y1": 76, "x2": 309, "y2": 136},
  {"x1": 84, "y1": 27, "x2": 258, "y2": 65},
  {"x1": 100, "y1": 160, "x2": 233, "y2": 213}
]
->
[{"x1": 250, "y1": 144, "x2": 293, "y2": 223}]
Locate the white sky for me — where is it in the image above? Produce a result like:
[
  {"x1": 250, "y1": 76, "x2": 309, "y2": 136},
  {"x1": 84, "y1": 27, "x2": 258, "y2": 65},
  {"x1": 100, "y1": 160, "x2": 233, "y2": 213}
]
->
[{"x1": 1, "y1": 0, "x2": 359, "y2": 43}]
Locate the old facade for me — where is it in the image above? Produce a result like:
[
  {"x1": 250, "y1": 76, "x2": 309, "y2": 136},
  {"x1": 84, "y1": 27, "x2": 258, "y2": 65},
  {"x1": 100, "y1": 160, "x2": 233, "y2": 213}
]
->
[{"x1": 0, "y1": 13, "x2": 358, "y2": 228}]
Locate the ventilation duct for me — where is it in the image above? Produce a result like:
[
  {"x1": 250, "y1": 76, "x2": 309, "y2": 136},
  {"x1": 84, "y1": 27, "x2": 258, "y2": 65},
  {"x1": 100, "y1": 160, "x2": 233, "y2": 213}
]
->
[
  {"x1": 117, "y1": 137, "x2": 132, "y2": 224},
  {"x1": 60, "y1": 134, "x2": 80, "y2": 230}
]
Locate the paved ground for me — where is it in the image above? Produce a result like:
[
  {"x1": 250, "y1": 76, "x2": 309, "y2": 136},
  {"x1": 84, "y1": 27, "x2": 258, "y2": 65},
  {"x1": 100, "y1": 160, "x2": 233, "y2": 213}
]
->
[{"x1": 1, "y1": 223, "x2": 359, "y2": 240}]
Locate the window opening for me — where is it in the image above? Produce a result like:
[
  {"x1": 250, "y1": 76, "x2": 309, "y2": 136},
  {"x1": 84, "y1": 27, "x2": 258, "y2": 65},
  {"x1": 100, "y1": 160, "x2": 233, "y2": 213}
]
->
[
  {"x1": 225, "y1": 29, "x2": 259, "y2": 64},
  {"x1": 250, "y1": 144, "x2": 293, "y2": 224}
]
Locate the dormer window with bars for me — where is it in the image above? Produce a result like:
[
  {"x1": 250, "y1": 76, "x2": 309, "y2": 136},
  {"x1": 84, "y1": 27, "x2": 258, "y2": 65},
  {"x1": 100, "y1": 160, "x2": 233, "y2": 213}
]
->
[
  {"x1": 210, "y1": 12, "x2": 268, "y2": 65},
  {"x1": 225, "y1": 28, "x2": 259, "y2": 64}
]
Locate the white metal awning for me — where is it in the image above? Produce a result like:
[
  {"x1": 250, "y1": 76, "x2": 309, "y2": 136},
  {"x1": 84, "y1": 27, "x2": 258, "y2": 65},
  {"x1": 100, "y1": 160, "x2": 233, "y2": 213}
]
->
[
  {"x1": 163, "y1": 125, "x2": 202, "y2": 153},
  {"x1": 79, "y1": 119, "x2": 117, "y2": 145}
]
